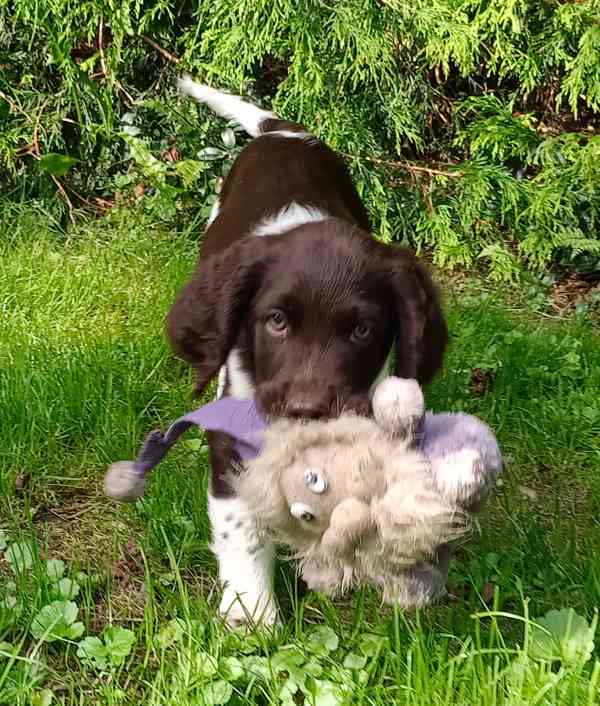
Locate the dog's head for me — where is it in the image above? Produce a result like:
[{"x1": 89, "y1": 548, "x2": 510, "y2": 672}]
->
[{"x1": 166, "y1": 219, "x2": 447, "y2": 420}]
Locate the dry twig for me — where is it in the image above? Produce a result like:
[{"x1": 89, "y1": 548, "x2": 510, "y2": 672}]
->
[
  {"x1": 116, "y1": 80, "x2": 135, "y2": 104},
  {"x1": 341, "y1": 151, "x2": 463, "y2": 178},
  {"x1": 0, "y1": 89, "x2": 22, "y2": 115},
  {"x1": 98, "y1": 18, "x2": 108, "y2": 77},
  {"x1": 142, "y1": 35, "x2": 180, "y2": 64}
]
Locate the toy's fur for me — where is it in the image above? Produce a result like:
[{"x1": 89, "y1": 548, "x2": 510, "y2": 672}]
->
[
  {"x1": 233, "y1": 414, "x2": 469, "y2": 604},
  {"x1": 230, "y1": 377, "x2": 501, "y2": 606}
]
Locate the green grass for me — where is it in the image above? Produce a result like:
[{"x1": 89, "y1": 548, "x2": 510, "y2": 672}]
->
[{"x1": 1, "y1": 204, "x2": 599, "y2": 704}]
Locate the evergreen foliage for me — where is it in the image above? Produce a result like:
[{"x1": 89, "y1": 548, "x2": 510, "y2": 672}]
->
[{"x1": 1, "y1": 0, "x2": 599, "y2": 279}]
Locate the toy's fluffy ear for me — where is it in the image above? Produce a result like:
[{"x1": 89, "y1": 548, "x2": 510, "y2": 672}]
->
[
  {"x1": 319, "y1": 498, "x2": 373, "y2": 556},
  {"x1": 166, "y1": 236, "x2": 275, "y2": 397}
]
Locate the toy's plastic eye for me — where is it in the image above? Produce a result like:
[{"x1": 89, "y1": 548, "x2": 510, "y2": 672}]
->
[
  {"x1": 290, "y1": 502, "x2": 314, "y2": 522},
  {"x1": 304, "y1": 468, "x2": 328, "y2": 494}
]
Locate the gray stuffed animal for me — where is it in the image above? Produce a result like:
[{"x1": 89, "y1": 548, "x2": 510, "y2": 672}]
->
[
  {"x1": 230, "y1": 377, "x2": 502, "y2": 607},
  {"x1": 105, "y1": 377, "x2": 501, "y2": 608}
]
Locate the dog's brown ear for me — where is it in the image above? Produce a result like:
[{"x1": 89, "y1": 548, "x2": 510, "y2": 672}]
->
[
  {"x1": 382, "y1": 249, "x2": 448, "y2": 385},
  {"x1": 166, "y1": 237, "x2": 273, "y2": 396}
]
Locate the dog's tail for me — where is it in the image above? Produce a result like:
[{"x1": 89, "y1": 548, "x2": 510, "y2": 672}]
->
[{"x1": 178, "y1": 74, "x2": 280, "y2": 138}]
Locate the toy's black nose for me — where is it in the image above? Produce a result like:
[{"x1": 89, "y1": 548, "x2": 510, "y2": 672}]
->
[{"x1": 285, "y1": 399, "x2": 330, "y2": 420}]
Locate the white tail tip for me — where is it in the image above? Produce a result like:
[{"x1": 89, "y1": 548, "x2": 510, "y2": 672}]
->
[{"x1": 176, "y1": 75, "x2": 275, "y2": 137}]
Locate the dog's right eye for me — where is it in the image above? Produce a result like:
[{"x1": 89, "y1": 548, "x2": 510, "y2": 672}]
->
[
  {"x1": 351, "y1": 322, "x2": 372, "y2": 342},
  {"x1": 266, "y1": 309, "x2": 288, "y2": 337}
]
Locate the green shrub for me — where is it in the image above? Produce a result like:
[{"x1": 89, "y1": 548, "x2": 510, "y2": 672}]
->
[{"x1": 1, "y1": 0, "x2": 599, "y2": 279}]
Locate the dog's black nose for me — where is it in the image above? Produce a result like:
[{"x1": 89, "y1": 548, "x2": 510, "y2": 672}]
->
[{"x1": 285, "y1": 399, "x2": 330, "y2": 420}]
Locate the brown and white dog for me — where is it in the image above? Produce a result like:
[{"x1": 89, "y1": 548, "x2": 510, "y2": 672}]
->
[{"x1": 167, "y1": 76, "x2": 448, "y2": 627}]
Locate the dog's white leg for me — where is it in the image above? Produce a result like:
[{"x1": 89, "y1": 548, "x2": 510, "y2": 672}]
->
[
  {"x1": 210, "y1": 352, "x2": 277, "y2": 627},
  {"x1": 178, "y1": 75, "x2": 275, "y2": 138},
  {"x1": 209, "y1": 495, "x2": 278, "y2": 628}
]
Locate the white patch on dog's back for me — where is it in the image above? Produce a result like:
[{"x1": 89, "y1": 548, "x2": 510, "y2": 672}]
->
[
  {"x1": 253, "y1": 202, "x2": 328, "y2": 238},
  {"x1": 265, "y1": 129, "x2": 310, "y2": 139},
  {"x1": 216, "y1": 364, "x2": 228, "y2": 399},
  {"x1": 263, "y1": 129, "x2": 317, "y2": 144}
]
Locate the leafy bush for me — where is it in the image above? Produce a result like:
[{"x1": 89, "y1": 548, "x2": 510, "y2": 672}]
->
[{"x1": 1, "y1": 0, "x2": 599, "y2": 279}]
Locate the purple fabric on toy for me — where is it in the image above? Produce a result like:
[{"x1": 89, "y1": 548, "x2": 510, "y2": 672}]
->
[
  {"x1": 133, "y1": 398, "x2": 268, "y2": 478},
  {"x1": 131, "y1": 398, "x2": 501, "y2": 485},
  {"x1": 422, "y1": 411, "x2": 502, "y2": 470},
  {"x1": 181, "y1": 398, "x2": 268, "y2": 460}
]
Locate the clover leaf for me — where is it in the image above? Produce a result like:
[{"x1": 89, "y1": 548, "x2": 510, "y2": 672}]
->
[
  {"x1": 5, "y1": 541, "x2": 34, "y2": 573},
  {"x1": 530, "y1": 608, "x2": 596, "y2": 665},
  {"x1": 0, "y1": 640, "x2": 14, "y2": 658},
  {"x1": 310, "y1": 679, "x2": 348, "y2": 706},
  {"x1": 240, "y1": 655, "x2": 270, "y2": 681},
  {"x1": 55, "y1": 578, "x2": 80, "y2": 600},
  {"x1": 307, "y1": 625, "x2": 340, "y2": 654},
  {"x1": 201, "y1": 680, "x2": 233, "y2": 705},
  {"x1": 221, "y1": 656, "x2": 244, "y2": 681},
  {"x1": 156, "y1": 618, "x2": 185, "y2": 649},
  {"x1": 194, "y1": 652, "x2": 219, "y2": 678},
  {"x1": 343, "y1": 652, "x2": 367, "y2": 669},
  {"x1": 279, "y1": 679, "x2": 299, "y2": 706},
  {"x1": 45, "y1": 559, "x2": 65, "y2": 582},
  {"x1": 77, "y1": 627, "x2": 136, "y2": 670},
  {"x1": 358, "y1": 632, "x2": 388, "y2": 656},
  {"x1": 77, "y1": 637, "x2": 108, "y2": 670},
  {"x1": 31, "y1": 601, "x2": 84, "y2": 642},
  {"x1": 272, "y1": 647, "x2": 307, "y2": 685},
  {"x1": 31, "y1": 689, "x2": 54, "y2": 706},
  {"x1": 103, "y1": 627, "x2": 136, "y2": 665},
  {"x1": 304, "y1": 658, "x2": 323, "y2": 678}
]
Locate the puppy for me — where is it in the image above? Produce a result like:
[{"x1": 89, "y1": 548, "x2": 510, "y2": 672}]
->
[{"x1": 167, "y1": 76, "x2": 448, "y2": 626}]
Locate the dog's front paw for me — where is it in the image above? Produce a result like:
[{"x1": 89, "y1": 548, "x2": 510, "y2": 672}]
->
[
  {"x1": 209, "y1": 495, "x2": 279, "y2": 630},
  {"x1": 219, "y1": 588, "x2": 279, "y2": 630}
]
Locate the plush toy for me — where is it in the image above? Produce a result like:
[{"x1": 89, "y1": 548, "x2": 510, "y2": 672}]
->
[{"x1": 105, "y1": 378, "x2": 501, "y2": 607}]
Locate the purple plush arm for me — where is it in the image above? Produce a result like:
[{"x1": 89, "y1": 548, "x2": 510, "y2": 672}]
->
[
  {"x1": 421, "y1": 411, "x2": 502, "y2": 507},
  {"x1": 106, "y1": 398, "x2": 268, "y2": 502}
]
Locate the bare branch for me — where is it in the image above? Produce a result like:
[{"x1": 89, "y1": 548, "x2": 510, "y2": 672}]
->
[
  {"x1": 142, "y1": 35, "x2": 180, "y2": 65},
  {"x1": 341, "y1": 152, "x2": 463, "y2": 179}
]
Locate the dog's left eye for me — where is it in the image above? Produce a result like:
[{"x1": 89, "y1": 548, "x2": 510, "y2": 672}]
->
[
  {"x1": 266, "y1": 309, "x2": 288, "y2": 336},
  {"x1": 351, "y1": 322, "x2": 372, "y2": 342}
]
